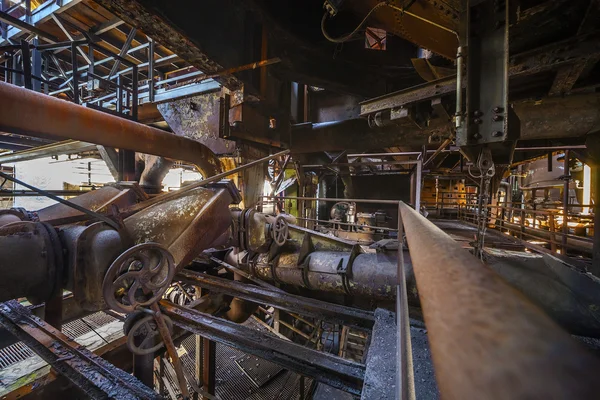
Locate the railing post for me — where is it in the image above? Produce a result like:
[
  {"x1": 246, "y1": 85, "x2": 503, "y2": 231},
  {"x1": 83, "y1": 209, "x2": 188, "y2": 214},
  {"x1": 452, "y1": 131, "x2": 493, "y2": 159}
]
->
[
  {"x1": 549, "y1": 213, "x2": 557, "y2": 253},
  {"x1": 520, "y1": 209, "x2": 524, "y2": 239}
]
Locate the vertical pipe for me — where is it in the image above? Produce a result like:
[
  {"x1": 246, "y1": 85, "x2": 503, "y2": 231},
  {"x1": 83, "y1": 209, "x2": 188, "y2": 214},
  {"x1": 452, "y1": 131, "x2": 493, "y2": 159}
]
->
[
  {"x1": 562, "y1": 150, "x2": 570, "y2": 251},
  {"x1": 455, "y1": 46, "x2": 463, "y2": 129},
  {"x1": 583, "y1": 164, "x2": 591, "y2": 215}
]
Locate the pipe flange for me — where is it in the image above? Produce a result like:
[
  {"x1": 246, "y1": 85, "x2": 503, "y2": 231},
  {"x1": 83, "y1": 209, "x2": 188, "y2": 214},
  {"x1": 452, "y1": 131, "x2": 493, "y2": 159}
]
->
[
  {"x1": 301, "y1": 257, "x2": 313, "y2": 290},
  {"x1": 102, "y1": 242, "x2": 175, "y2": 313}
]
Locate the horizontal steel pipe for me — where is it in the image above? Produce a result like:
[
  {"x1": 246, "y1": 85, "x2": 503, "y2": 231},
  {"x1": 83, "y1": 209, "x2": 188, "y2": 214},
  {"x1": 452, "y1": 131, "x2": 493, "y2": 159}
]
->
[
  {"x1": 176, "y1": 269, "x2": 375, "y2": 329},
  {"x1": 253, "y1": 251, "x2": 401, "y2": 300},
  {"x1": 0, "y1": 82, "x2": 221, "y2": 176},
  {"x1": 399, "y1": 202, "x2": 600, "y2": 399}
]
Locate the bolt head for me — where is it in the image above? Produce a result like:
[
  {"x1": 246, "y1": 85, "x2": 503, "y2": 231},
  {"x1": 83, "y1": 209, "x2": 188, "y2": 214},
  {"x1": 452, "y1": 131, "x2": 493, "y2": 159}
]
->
[
  {"x1": 493, "y1": 115, "x2": 503, "y2": 122},
  {"x1": 492, "y1": 131, "x2": 503, "y2": 137}
]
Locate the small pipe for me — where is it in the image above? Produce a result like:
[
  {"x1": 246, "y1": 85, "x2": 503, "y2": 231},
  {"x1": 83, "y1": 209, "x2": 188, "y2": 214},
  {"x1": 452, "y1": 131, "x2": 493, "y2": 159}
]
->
[
  {"x1": 262, "y1": 195, "x2": 400, "y2": 205},
  {"x1": 455, "y1": 46, "x2": 463, "y2": 129},
  {"x1": 125, "y1": 150, "x2": 290, "y2": 215}
]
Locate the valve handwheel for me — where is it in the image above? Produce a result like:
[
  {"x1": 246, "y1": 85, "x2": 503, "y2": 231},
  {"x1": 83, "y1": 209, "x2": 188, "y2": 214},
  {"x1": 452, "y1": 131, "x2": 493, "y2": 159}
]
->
[
  {"x1": 271, "y1": 215, "x2": 289, "y2": 246},
  {"x1": 124, "y1": 312, "x2": 174, "y2": 355},
  {"x1": 102, "y1": 242, "x2": 175, "y2": 313}
]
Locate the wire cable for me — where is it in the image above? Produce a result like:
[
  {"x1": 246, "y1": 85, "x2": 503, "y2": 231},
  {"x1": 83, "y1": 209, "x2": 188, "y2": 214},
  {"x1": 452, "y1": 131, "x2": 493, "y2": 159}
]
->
[{"x1": 321, "y1": 1, "x2": 387, "y2": 44}]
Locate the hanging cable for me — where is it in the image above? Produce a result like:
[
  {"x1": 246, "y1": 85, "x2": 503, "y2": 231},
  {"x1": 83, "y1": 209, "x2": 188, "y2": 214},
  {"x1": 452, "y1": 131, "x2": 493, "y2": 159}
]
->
[
  {"x1": 321, "y1": 0, "x2": 459, "y2": 44},
  {"x1": 321, "y1": 1, "x2": 387, "y2": 43}
]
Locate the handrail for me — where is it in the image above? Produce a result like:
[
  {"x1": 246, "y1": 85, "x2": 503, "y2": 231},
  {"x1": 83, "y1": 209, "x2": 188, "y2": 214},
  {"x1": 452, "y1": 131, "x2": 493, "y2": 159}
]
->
[{"x1": 398, "y1": 201, "x2": 600, "y2": 399}]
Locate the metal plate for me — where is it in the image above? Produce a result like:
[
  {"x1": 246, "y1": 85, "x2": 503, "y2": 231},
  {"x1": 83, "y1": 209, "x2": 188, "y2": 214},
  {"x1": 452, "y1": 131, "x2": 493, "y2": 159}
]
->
[{"x1": 235, "y1": 354, "x2": 285, "y2": 388}]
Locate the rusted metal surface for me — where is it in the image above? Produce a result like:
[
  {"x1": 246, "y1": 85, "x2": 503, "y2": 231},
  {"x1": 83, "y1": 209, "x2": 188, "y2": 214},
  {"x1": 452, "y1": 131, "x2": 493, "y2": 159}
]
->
[
  {"x1": 399, "y1": 202, "x2": 600, "y2": 399},
  {"x1": 160, "y1": 300, "x2": 366, "y2": 395},
  {"x1": 177, "y1": 269, "x2": 375, "y2": 329},
  {"x1": 157, "y1": 92, "x2": 236, "y2": 155},
  {"x1": 123, "y1": 151, "x2": 287, "y2": 216},
  {"x1": 0, "y1": 300, "x2": 160, "y2": 400},
  {"x1": 0, "y1": 81, "x2": 222, "y2": 177},
  {"x1": 36, "y1": 186, "x2": 137, "y2": 224},
  {"x1": 124, "y1": 184, "x2": 235, "y2": 270}
]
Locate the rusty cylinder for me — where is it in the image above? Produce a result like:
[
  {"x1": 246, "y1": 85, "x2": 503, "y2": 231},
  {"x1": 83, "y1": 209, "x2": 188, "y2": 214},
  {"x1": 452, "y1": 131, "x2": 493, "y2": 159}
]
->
[
  {"x1": 253, "y1": 251, "x2": 401, "y2": 300},
  {"x1": 399, "y1": 202, "x2": 600, "y2": 399}
]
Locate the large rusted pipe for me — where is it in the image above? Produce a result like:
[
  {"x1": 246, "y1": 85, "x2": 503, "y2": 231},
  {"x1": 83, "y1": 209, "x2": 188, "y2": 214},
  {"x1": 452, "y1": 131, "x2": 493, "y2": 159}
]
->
[
  {"x1": 0, "y1": 82, "x2": 221, "y2": 176},
  {"x1": 399, "y1": 202, "x2": 600, "y2": 399}
]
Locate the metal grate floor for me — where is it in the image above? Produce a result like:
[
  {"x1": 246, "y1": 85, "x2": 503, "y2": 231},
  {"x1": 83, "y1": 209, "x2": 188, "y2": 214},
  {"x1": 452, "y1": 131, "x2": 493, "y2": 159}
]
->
[{"x1": 161, "y1": 317, "x2": 315, "y2": 400}]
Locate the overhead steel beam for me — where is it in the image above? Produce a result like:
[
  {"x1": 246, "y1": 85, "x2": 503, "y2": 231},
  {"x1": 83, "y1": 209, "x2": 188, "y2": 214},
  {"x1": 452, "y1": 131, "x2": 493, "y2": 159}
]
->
[
  {"x1": 360, "y1": 32, "x2": 600, "y2": 116},
  {"x1": 177, "y1": 269, "x2": 375, "y2": 329},
  {"x1": 398, "y1": 202, "x2": 600, "y2": 399},
  {"x1": 160, "y1": 300, "x2": 366, "y2": 395},
  {"x1": 92, "y1": 17, "x2": 124, "y2": 35},
  {"x1": 0, "y1": 300, "x2": 160, "y2": 400},
  {"x1": 0, "y1": 10, "x2": 59, "y2": 42},
  {"x1": 0, "y1": 81, "x2": 222, "y2": 176},
  {"x1": 108, "y1": 27, "x2": 136, "y2": 77},
  {"x1": 292, "y1": 94, "x2": 600, "y2": 153}
]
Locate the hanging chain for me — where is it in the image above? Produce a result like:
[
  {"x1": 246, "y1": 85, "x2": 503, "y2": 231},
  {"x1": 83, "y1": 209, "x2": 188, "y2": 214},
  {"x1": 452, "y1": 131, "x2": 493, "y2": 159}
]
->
[{"x1": 471, "y1": 149, "x2": 495, "y2": 259}]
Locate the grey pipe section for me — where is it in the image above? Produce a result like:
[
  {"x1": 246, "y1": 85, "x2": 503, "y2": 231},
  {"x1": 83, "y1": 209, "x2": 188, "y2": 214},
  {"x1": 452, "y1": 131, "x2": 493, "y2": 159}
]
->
[
  {"x1": 254, "y1": 251, "x2": 401, "y2": 300},
  {"x1": 399, "y1": 202, "x2": 600, "y2": 399}
]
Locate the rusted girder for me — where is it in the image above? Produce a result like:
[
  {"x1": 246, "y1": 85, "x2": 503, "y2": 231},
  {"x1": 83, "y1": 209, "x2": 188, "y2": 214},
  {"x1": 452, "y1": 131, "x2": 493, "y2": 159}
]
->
[
  {"x1": 160, "y1": 300, "x2": 366, "y2": 395},
  {"x1": 0, "y1": 300, "x2": 160, "y2": 400},
  {"x1": 291, "y1": 94, "x2": 600, "y2": 153},
  {"x1": 0, "y1": 82, "x2": 221, "y2": 176},
  {"x1": 177, "y1": 269, "x2": 375, "y2": 329},
  {"x1": 398, "y1": 202, "x2": 600, "y2": 399}
]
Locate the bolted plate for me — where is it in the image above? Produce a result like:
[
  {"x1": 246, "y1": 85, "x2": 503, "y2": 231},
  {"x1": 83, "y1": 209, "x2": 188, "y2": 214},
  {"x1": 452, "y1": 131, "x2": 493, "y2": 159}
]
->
[{"x1": 235, "y1": 354, "x2": 285, "y2": 388}]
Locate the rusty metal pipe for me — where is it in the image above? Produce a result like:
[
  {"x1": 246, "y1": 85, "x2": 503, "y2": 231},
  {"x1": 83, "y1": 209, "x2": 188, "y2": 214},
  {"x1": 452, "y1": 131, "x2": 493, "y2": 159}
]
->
[
  {"x1": 399, "y1": 202, "x2": 600, "y2": 399},
  {"x1": 0, "y1": 82, "x2": 221, "y2": 176}
]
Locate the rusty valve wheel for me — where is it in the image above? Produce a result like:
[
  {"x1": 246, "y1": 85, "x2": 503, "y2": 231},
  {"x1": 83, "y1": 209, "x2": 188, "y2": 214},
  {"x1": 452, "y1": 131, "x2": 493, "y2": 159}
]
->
[
  {"x1": 270, "y1": 215, "x2": 289, "y2": 246},
  {"x1": 125, "y1": 313, "x2": 173, "y2": 356},
  {"x1": 102, "y1": 242, "x2": 175, "y2": 313}
]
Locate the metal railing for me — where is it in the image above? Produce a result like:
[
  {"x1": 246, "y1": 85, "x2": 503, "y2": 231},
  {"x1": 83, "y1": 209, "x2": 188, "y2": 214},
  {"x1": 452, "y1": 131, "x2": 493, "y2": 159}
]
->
[{"x1": 452, "y1": 203, "x2": 595, "y2": 255}]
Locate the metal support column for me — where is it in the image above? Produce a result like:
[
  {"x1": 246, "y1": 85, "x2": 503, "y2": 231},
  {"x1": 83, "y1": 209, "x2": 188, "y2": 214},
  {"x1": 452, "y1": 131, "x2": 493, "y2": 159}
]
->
[
  {"x1": 32, "y1": 38, "x2": 42, "y2": 92},
  {"x1": 71, "y1": 42, "x2": 79, "y2": 104},
  {"x1": 20, "y1": 40, "x2": 32, "y2": 90},
  {"x1": 202, "y1": 338, "x2": 216, "y2": 395}
]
